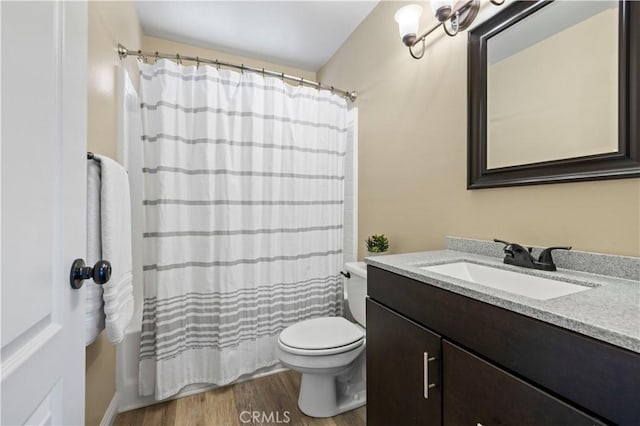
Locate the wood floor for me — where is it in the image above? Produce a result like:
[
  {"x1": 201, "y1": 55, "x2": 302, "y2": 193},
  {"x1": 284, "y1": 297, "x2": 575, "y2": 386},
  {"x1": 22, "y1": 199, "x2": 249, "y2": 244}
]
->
[{"x1": 114, "y1": 370, "x2": 366, "y2": 426}]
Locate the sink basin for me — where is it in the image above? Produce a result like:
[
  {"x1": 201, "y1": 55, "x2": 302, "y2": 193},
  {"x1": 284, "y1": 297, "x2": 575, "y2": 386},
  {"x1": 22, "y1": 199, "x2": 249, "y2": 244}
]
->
[{"x1": 420, "y1": 261, "x2": 590, "y2": 300}]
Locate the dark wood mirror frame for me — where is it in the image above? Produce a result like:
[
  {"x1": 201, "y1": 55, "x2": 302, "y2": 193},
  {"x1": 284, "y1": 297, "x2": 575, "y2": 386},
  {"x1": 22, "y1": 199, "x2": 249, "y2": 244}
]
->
[{"x1": 468, "y1": 0, "x2": 639, "y2": 189}]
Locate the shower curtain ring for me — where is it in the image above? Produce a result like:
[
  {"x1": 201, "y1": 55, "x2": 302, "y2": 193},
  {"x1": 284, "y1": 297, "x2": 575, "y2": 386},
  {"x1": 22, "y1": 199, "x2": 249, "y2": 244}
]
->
[
  {"x1": 261, "y1": 68, "x2": 265, "y2": 78},
  {"x1": 281, "y1": 72, "x2": 285, "y2": 82},
  {"x1": 155, "y1": 51, "x2": 159, "y2": 64},
  {"x1": 215, "y1": 59, "x2": 219, "y2": 70},
  {"x1": 176, "y1": 53, "x2": 181, "y2": 65},
  {"x1": 241, "y1": 64, "x2": 244, "y2": 74},
  {"x1": 137, "y1": 50, "x2": 143, "y2": 62}
]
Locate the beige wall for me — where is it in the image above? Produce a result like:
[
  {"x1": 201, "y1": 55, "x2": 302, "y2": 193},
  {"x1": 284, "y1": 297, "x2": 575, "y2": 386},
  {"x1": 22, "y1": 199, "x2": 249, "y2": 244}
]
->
[
  {"x1": 86, "y1": 2, "x2": 142, "y2": 425},
  {"x1": 141, "y1": 35, "x2": 316, "y2": 81},
  {"x1": 319, "y1": 1, "x2": 640, "y2": 258}
]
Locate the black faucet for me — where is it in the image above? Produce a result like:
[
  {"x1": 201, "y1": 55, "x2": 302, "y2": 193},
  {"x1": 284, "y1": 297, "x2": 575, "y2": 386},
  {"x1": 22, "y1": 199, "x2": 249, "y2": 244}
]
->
[{"x1": 494, "y1": 239, "x2": 572, "y2": 271}]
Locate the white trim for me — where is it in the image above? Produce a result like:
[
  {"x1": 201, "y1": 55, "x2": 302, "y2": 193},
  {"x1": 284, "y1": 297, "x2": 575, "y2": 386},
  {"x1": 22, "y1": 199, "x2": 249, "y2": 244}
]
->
[
  {"x1": 116, "y1": 65, "x2": 144, "y2": 313},
  {"x1": 100, "y1": 393, "x2": 119, "y2": 426},
  {"x1": 116, "y1": 66, "x2": 136, "y2": 169},
  {"x1": 117, "y1": 366, "x2": 289, "y2": 413}
]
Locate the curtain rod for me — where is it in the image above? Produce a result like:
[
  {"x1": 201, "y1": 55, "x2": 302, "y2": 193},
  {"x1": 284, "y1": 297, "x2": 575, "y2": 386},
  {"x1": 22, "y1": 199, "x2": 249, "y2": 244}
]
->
[{"x1": 117, "y1": 44, "x2": 357, "y2": 102}]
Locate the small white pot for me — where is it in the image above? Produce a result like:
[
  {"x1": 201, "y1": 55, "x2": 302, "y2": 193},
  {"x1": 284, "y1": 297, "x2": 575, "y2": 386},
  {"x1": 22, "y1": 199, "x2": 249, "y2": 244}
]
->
[{"x1": 367, "y1": 251, "x2": 387, "y2": 257}]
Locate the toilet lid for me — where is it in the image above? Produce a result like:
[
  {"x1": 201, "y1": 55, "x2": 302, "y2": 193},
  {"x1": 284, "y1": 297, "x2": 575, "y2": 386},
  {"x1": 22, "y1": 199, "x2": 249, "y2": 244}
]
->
[{"x1": 279, "y1": 317, "x2": 364, "y2": 350}]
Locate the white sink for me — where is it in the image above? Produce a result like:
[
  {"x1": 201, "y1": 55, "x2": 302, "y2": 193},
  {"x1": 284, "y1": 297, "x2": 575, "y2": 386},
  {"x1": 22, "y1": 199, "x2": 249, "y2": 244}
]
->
[{"x1": 420, "y1": 261, "x2": 591, "y2": 300}]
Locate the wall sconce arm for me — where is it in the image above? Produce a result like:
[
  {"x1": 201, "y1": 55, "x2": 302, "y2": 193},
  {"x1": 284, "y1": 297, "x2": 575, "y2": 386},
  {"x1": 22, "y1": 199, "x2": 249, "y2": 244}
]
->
[{"x1": 398, "y1": 0, "x2": 504, "y2": 59}]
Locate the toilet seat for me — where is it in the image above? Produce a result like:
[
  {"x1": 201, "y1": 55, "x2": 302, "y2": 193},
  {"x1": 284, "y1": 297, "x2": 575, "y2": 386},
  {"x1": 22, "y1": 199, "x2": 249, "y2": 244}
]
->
[
  {"x1": 278, "y1": 317, "x2": 365, "y2": 356},
  {"x1": 279, "y1": 337, "x2": 365, "y2": 356}
]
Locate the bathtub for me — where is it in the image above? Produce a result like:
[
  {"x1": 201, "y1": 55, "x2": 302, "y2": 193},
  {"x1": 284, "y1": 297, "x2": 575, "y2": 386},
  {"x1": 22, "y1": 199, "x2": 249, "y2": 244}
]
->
[
  {"x1": 115, "y1": 306, "x2": 240, "y2": 412},
  {"x1": 116, "y1": 306, "x2": 157, "y2": 412},
  {"x1": 115, "y1": 306, "x2": 289, "y2": 412},
  {"x1": 116, "y1": 308, "x2": 206, "y2": 411}
]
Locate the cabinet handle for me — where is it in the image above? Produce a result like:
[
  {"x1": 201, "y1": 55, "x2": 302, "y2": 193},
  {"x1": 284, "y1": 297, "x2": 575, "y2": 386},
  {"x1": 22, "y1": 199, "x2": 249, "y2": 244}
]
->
[{"x1": 423, "y1": 352, "x2": 437, "y2": 399}]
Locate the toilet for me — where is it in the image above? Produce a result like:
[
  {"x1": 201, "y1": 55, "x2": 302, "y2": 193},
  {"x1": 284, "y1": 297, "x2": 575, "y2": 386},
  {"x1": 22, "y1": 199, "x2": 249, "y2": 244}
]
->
[{"x1": 276, "y1": 262, "x2": 367, "y2": 418}]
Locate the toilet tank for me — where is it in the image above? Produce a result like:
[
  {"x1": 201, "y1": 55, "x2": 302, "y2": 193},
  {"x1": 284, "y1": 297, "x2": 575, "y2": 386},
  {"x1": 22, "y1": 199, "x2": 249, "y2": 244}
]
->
[{"x1": 344, "y1": 262, "x2": 367, "y2": 327}]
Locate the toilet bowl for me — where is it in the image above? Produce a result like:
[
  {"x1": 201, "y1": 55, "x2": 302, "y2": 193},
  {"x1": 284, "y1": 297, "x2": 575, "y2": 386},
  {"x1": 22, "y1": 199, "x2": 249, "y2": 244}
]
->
[{"x1": 276, "y1": 262, "x2": 367, "y2": 418}]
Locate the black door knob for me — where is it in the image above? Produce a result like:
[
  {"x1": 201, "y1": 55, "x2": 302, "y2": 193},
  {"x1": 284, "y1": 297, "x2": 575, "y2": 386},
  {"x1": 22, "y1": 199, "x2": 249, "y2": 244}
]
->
[{"x1": 70, "y1": 259, "x2": 112, "y2": 289}]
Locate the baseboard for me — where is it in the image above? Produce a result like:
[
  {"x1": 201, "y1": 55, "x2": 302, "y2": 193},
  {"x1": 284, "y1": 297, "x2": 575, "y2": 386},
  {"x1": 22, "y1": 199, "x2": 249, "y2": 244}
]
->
[
  {"x1": 117, "y1": 366, "x2": 289, "y2": 413},
  {"x1": 100, "y1": 393, "x2": 119, "y2": 426}
]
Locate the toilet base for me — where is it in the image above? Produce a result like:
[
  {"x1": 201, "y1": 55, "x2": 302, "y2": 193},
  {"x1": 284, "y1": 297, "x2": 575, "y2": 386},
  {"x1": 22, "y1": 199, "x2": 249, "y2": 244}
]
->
[{"x1": 297, "y1": 352, "x2": 366, "y2": 418}]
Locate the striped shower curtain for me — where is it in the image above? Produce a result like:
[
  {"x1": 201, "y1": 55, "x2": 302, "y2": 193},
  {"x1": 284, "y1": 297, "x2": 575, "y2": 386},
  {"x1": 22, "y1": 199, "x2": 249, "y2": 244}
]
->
[{"x1": 138, "y1": 59, "x2": 347, "y2": 400}]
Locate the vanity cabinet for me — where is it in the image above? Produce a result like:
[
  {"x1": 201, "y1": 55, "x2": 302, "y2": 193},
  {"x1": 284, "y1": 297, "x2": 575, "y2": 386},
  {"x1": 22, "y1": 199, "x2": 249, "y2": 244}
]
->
[
  {"x1": 366, "y1": 299, "x2": 441, "y2": 426},
  {"x1": 367, "y1": 265, "x2": 640, "y2": 425},
  {"x1": 443, "y1": 341, "x2": 603, "y2": 425}
]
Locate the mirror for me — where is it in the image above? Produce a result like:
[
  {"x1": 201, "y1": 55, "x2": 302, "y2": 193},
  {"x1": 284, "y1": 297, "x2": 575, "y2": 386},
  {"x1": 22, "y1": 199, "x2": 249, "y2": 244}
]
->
[
  {"x1": 487, "y1": 1, "x2": 618, "y2": 169},
  {"x1": 468, "y1": 0, "x2": 640, "y2": 189}
]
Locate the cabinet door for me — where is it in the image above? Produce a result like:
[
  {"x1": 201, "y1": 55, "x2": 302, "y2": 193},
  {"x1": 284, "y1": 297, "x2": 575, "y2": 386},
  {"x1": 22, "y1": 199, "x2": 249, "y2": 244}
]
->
[
  {"x1": 443, "y1": 341, "x2": 607, "y2": 426},
  {"x1": 367, "y1": 299, "x2": 442, "y2": 426}
]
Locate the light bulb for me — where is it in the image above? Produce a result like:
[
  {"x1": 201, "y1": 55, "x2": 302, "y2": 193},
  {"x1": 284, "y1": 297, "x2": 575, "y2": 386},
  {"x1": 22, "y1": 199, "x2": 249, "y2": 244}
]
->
[
  {"x1": 394, "y1": 4, "x2": 423, "y2": 46},
  {"x1": 431, "y1": 0, "x2": 453, "y2": 22}
]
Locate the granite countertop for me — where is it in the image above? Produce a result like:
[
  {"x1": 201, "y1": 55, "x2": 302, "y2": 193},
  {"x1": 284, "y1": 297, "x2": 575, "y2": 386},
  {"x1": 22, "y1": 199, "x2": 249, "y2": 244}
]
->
[{"x1": 365, "y1": 240, "x2": 640, "y2": 354}]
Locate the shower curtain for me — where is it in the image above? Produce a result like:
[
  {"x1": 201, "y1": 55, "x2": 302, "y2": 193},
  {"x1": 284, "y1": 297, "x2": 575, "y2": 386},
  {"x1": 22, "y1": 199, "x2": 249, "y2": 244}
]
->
[{"x1": 138, "y1": 59, "x2": 347, "y2": 399}]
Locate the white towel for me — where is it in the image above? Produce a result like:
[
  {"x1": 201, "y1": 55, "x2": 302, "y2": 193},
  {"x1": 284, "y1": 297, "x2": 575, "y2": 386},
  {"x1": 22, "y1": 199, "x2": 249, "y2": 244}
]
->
[
  {"x1": 85, "y1": 160, "x2": 106, "y2": 345},
  {"x1": 97, "y1": 154, "x2": 134, "y2": 343}
]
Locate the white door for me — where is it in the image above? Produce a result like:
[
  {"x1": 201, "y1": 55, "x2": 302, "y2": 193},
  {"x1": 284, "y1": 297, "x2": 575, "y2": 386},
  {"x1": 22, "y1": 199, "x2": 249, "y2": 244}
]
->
[{"x1": 1, "y1": 2, "x2": 87, "y2": 425}]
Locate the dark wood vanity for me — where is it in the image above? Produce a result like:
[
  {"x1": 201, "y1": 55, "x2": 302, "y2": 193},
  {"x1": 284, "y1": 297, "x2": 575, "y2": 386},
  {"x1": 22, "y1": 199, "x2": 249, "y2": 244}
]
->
[{"x1": 366, "y1": 266, "x2": 640, "y2": 425}]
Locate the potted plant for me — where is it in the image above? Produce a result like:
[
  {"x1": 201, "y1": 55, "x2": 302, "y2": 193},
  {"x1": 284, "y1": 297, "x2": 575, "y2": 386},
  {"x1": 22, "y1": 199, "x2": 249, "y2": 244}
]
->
[{"x1": 365, "y1": 234, "x2": 389, "y2": 257}]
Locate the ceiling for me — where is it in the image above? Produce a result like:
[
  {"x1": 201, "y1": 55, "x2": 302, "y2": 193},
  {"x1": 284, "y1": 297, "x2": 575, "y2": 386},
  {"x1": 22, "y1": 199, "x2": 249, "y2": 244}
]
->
[{"x1": 135, "y1": 1, "x2": 379, "y2": 72}]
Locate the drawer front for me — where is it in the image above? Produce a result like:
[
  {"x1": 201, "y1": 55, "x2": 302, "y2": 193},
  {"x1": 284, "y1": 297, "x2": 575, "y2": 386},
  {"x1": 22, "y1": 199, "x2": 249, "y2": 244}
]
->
[
  {"x1": 368, "y1": 266, "x2": 640, "y2": 425},
  {"x1": 443, "y1": 341, "x2": 606, "y2": 426},
  {"x1": 367, "y1": 299, "x2": 442, "y2": 426}
]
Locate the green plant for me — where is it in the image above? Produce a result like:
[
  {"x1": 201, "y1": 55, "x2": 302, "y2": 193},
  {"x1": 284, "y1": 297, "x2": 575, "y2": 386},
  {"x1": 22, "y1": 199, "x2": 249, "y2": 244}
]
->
[{"x1": 365, "y1": 234, "x2": 389, "y2": 253}]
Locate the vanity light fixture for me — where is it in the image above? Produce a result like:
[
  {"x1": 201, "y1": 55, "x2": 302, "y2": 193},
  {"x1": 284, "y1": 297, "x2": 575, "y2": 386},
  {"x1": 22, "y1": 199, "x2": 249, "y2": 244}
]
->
[{"x1": 395, "y1": 0, "x2": 505, "y2": 59}]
